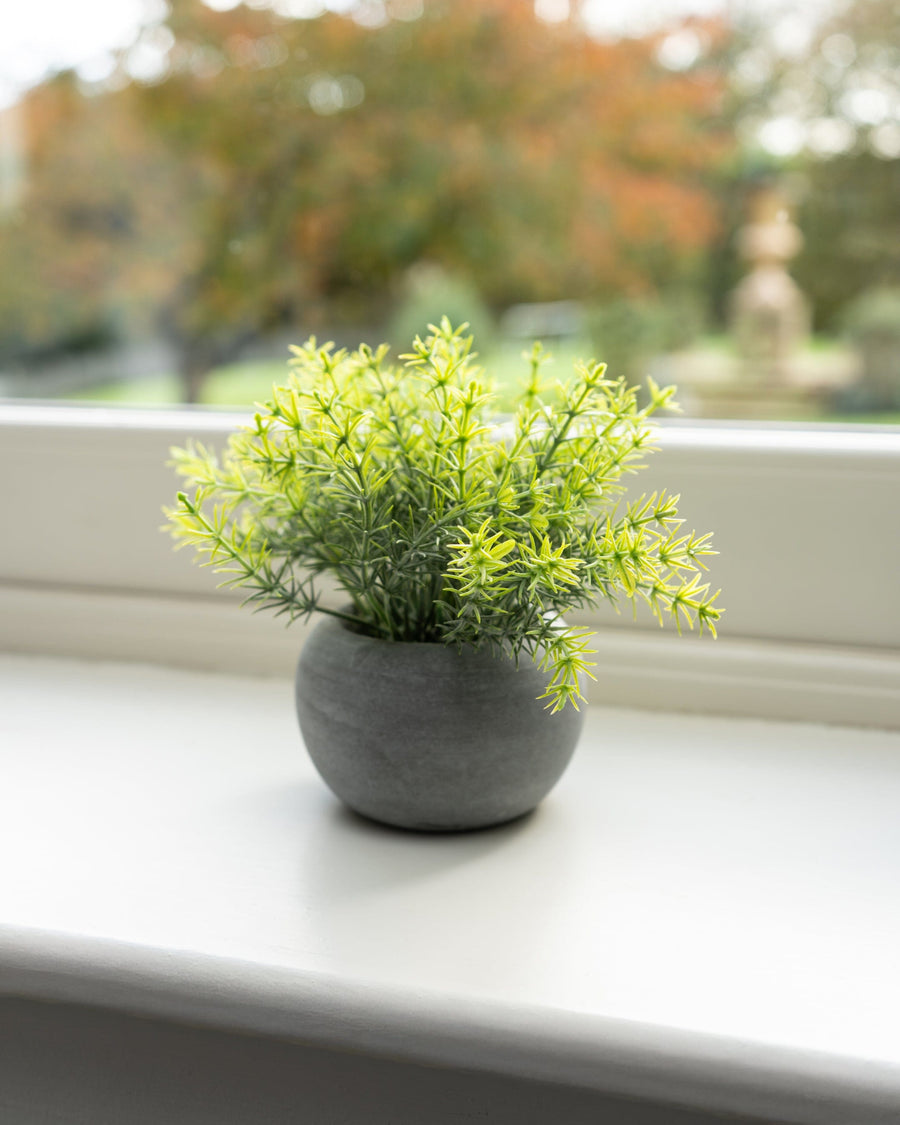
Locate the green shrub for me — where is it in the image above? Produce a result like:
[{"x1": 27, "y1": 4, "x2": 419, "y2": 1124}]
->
[
  {"x1": 658, "y1": 291, "x2": 706, "y2": 353},
  {"x1": 844, "y1": 286, "x2": 900, "y2": 338},
  {"x1": 843, "y1": 286, "x2": 900, "y2": 408},
  {"x1": 585, "y1": 296, "x2": 701, "y2": 383},
  {"x1": 389, "y1": 267, "x2": 495, "y2": 355}
]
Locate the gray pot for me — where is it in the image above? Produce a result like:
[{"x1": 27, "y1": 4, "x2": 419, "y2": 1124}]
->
[{"x1": 294, "y1": 614, "x2": 585, "y2": 832}]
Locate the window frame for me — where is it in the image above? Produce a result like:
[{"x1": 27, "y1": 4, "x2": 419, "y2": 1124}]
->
[{"x1": 2, "y1": 403, "x2": 899, "y2": 727}]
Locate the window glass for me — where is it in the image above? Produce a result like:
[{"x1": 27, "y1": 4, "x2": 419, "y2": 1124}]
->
[{"x1": 1, "y1": 0, "x2": 898, "y2": 423}]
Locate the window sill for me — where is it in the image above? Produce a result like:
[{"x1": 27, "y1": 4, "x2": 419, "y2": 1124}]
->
[
  {"x1": 3, "y1": 400, "x2": 900, "y2": 727},
  {"x1": 4, "y1": 581, "x2": 899, "y2": 729},
  {"x1": 2, "y1": 654, "x2": 900, "y2": 1123}
]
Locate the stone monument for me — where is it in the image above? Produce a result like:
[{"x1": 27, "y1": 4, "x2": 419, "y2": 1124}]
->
[{"x1": 730, "y1": 186, "x2": 809, "y2": 385}]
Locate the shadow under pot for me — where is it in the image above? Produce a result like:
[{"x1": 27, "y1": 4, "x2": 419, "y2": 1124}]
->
[{"x1": 294, "y1": 614, "x2": 585, "y2": 832}]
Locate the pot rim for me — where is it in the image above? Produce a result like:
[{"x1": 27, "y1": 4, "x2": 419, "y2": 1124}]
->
[
  {"x1": 319, "y1": 603, "x2": 564, "y2": 658},
  {"x1": 313, "y1": 609, "x2": 523, "y2": 661}
]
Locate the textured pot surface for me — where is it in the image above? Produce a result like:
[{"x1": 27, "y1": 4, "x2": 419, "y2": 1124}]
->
[{"x1": 295, "y1": 615, "x2": 585, "y2": 832}]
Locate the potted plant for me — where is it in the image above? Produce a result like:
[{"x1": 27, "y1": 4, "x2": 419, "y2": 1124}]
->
[{"x1": 166, "y1": 319, "x2": 720, "y2": 831}]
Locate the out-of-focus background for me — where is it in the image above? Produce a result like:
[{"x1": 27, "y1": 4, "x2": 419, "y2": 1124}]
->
[{"x1": 0, "y1": 0, "x2": 897, "y2": 421}]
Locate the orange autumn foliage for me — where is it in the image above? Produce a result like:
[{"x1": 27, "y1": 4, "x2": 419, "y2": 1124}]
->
[{"x1": 2, "y1": 0, "x2": 731, "y2": 396}]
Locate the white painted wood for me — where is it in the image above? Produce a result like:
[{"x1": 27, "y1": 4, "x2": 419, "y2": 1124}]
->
[
  {"x1": 2, "y1": 582, "x2": 899, "y2": 728},
  {"x1": 0, "y1": 996, "x2": 751, "y2": 1125},
  {"x1": 2, "y1": 654, "x2": 900, "y2": 1123},
  {"x1": 586, "y1": 628, "x2": 900, "y2": 729},
  {"x1": 0, "y1": 583, "x2": 303, "y2": 678},
  {"x1": 1, "y1": 404, "x2": 898, "y2": 649}
]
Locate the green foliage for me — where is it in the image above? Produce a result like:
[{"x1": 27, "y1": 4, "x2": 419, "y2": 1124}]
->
[
  {"x1": 843, "y1": 286, "x2": 900, "y2": 339},
  {"x1": 585, "y1": 296, "x2": 703, "y2": 383},
  {"x1": 166, "y1": 320, "x2": 721, "y2": 710},
  {"x1": 841, "y1": 286, "x2": 900, "y2": 409},
  {"x1": 795, "y1": 155, "x2": 900, "y2": 332},
  {"x1": 389, "y1": 266, "x2": 495, "y2": 357}
]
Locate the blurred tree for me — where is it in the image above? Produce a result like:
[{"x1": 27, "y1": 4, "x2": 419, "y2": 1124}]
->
[
  {"x1": 134, "y1": 0, "x2": 727, "y2": 400},
  {"x1": 795, "y1": 152, "x2": 900, "y2": 330},
  {"x1": 792, "y1": 0, "x2": 900, "y2": 328},
  {"x1": 0, "y1": 75, "x2": 192, "y2": 367},
  {"x1": 710, "y1": 0, "x2": 900, "y2": 332},
  {"x1": 0, "y1": 1, "x2": 728, "y2": 401}
]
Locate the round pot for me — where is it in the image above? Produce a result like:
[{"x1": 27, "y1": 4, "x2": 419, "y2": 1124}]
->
[{"x1": 294, "y1": 614, "x2": 585, "y2": 832}]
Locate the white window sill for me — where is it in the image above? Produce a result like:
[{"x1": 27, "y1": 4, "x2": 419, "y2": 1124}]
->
[
  {"x1": 3, "y1": 402, "x2": 900, "y2": 729},
  {"x1": 2, "y1": 654, "x2": 900, "y2": 1123}
]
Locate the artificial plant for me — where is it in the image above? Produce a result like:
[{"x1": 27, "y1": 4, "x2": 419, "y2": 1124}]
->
[{"x1": 167, "y1": 319, "x2": 721, "y2": 710}]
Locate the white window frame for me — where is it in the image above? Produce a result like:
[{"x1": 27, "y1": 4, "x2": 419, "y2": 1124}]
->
[{"x1": 2, "y1": 402, "x2": 899, "y2": 727}]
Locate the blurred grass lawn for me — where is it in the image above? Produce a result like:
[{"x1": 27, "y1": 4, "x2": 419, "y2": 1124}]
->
[
  {"x1": 70, "y1": 341, "x2": 592, "y2": 412},
  {"x1": 69, "y1": 338, "x2": 900, "y2": 424}
]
